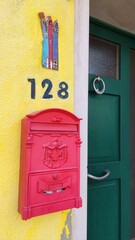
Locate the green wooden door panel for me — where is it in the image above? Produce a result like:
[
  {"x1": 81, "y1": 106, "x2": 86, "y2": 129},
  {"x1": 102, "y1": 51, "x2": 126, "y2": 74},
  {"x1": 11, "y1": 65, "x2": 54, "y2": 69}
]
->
[
  {"x1": 88, "y1": 93, "x2": 120, "y2": 162},
  {"x1": 88, "y1": 19, "x2": 131, "y2": 240},
  {"x1": 88, "y1": 180, "x2": 120, "y2": 240}
]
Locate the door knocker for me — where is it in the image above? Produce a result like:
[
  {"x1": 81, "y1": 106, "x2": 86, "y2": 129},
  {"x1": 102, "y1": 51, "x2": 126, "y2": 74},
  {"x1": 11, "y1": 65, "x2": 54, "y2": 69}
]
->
[{"x1": 93, "y1": 77, "x2": 105, "y2": 95}]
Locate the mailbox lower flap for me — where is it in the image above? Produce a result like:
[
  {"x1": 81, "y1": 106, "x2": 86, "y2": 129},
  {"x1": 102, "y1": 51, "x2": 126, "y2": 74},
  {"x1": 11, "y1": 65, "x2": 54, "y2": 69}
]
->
[
  {"x1": 28, "y1": 171, "x2": 79, "y2": 206},
  {"x1": 37, "y1": 177, "x2": 71, "y2": 193}
]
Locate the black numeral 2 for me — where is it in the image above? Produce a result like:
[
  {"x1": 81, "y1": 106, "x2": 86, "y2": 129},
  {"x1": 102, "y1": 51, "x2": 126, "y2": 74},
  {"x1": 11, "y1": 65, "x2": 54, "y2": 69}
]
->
[{"x1": 42, "y1": 79, "x2": 53, "y2": 99}]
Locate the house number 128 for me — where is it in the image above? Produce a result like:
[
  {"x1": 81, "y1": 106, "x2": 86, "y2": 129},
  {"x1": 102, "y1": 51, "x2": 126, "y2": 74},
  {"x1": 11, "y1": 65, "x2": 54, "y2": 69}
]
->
[{"x1": 27, "y1": 78, "x2": 69, "y2": 99}]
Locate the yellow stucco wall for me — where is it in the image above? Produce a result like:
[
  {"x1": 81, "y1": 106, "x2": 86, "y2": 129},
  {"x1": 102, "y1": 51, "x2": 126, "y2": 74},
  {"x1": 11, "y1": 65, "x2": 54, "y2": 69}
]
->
[{"x1": 0, "y1": 1, "x2": 74, "y2": 239}]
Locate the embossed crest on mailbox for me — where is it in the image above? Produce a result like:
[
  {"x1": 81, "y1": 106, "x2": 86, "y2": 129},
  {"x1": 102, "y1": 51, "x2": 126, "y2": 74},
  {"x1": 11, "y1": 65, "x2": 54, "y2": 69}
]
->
[{"x1": 18, "y1": 108, "x2": 82, "y2": 220}]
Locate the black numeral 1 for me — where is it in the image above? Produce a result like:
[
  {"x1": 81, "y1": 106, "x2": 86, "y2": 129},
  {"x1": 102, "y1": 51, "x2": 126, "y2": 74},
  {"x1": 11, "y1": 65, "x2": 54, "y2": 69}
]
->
[{"x1": 27, "y1": 78, "x2": 36, "y2": 99}]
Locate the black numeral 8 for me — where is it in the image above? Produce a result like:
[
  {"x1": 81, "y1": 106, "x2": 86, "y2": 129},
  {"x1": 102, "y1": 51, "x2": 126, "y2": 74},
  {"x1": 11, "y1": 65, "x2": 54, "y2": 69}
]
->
[{"x1": 57, "y1": 82, "x2": 69, "y2": 99}]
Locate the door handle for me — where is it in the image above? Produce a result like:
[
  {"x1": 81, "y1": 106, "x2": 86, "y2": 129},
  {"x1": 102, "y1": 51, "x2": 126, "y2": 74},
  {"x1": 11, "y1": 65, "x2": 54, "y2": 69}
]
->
[
  {"x1": 88, "y1": 169, "x2": 110, "y2": 181},
  {"x1": 93, "y1": 76, "x2": 105, "y2": 95}
]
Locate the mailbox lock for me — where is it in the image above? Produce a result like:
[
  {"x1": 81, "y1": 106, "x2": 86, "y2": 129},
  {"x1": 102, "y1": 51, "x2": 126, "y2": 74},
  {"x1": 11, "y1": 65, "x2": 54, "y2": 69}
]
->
[{"x1": 53, "y1": 173, "x2": 59, "y2": 180}]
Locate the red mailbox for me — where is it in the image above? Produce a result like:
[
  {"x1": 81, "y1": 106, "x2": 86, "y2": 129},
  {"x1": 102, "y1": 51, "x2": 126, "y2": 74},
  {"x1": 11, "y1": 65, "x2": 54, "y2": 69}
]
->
[{"x1": 18, "y1": 108, "x2": 82, "y2": 220}]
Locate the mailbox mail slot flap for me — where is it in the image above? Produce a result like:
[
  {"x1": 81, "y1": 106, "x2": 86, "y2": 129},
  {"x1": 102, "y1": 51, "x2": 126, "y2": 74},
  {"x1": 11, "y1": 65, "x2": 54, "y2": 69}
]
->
[
  {"x1": 37, "y1": 177, "x2": 71, "y2": 192},
  {"x1": 30, "y1": 122, "x2": 78, "y2": 132}
]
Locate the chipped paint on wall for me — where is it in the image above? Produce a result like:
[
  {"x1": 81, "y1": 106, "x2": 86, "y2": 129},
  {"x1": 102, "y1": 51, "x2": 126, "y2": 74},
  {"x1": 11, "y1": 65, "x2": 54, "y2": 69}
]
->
[
  {"x1": 0, "y1": 0, "x2": 74, "y2": 239},
  {"x1": 61, "y1": 210, "x2": 72, "y2": 240}
]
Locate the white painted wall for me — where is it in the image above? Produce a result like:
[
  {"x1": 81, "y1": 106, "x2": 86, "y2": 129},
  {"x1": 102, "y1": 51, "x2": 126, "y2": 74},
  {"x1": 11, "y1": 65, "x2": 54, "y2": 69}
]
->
[
  {"x1": 73, "y1": 0, "x2": 89, "y2": 240},
  {"x1": 90, "y1": 0, "x2": 135, "y2": 34}
]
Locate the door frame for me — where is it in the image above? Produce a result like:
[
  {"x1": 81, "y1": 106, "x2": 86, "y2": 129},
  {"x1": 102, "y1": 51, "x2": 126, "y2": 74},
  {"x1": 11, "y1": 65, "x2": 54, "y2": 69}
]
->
[{"x1": 73, "y1": 1, "x2": 89, "y2": 240}]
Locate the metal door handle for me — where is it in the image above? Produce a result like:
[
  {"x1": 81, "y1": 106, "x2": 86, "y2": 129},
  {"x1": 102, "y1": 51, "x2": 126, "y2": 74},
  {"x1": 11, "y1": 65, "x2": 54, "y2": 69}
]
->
[
  {"x1": 93, "y1": 76, "x2": 105, "y2": 95},
  {"x1": 88, "y1": 169, "x2": 110, "y2": 181}
]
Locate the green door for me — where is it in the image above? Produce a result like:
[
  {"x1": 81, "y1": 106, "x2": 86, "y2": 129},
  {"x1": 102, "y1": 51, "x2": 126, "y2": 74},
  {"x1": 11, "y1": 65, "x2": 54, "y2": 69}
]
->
[{"x1": 87, "y1": 20, "x2": 131, "y2": 240}]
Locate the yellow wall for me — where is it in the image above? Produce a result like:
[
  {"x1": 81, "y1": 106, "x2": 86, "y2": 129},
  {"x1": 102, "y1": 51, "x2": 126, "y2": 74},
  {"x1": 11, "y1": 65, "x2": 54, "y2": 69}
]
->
[{"x1": 0, "y1": 0, "x2": 74, "y2": 239}]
